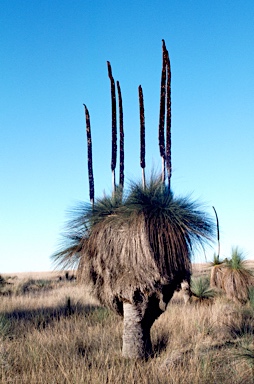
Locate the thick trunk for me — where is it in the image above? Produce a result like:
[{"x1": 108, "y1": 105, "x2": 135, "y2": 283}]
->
[
  {"x1": 122, "y1": 302, "x2": 152, "y2": 359},
  {"x1": 121, "y1": 285, "x2": 179, "y2": 359}
]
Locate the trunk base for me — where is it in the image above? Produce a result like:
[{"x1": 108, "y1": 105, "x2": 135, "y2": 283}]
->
[{"x1": 122, "y1": 302, "x2": 152, "y2": 359}]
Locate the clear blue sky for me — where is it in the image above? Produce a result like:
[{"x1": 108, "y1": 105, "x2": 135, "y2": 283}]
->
[{"x1": 1, "y1": 1, "x2": 254, "y2": 273}]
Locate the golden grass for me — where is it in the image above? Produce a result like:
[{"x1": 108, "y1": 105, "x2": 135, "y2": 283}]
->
[{"x1": 1, "y1": 264, "x2": 254, "y2": 383}]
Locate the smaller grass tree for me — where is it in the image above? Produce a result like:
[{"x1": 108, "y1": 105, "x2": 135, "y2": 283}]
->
[{"x1": 222, "y1": 247, "x2": 254, "y2": 304}]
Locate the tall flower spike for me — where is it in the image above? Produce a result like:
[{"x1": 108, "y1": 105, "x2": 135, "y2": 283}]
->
[
  {"x1": 117, "y1": 81, "x2": 124, "y2": 190},
  {"x1": 159, "y1": 39, "x2": 167, "y2": 183},
  {"x1": 212, "y1": 206, "x2": 220, "y2": 258},
  {"x1": 83, "y1": 104, "x2": 94, "y2": 206},
  {"x1": 139, "y1": 85, "x2": 146, "y2": 189},
  {"x1": 107, "y1": 61, "x2": 117, "y2": 195},
  {"x1": 165, "y1": 45, "x2": 172, "y2": 188}
]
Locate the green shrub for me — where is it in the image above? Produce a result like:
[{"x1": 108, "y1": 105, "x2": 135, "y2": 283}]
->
[{"x1": 191, "y1": 276, "x2": 215, "y2": 300}]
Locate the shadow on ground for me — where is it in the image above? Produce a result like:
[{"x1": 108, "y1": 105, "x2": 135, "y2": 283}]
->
[{"x1": 1, "y1": 301, "x2": 106, "y2": 336}]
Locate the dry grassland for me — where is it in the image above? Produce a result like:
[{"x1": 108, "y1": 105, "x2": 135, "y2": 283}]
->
[{"x1": 1, "y1": 264, "x2": 254, "y2": 384}]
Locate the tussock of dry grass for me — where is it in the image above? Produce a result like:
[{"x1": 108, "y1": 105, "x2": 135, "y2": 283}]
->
[{"x1": 1, "y1": 266, "x2": 254, "y2": 383}]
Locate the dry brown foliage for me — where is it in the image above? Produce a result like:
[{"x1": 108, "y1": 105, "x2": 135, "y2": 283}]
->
[{"x1": 210, "y1": 264, "x2": 225, "y2": 290}]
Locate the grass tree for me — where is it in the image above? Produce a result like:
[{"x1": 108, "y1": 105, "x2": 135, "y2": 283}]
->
[
  {"x1": 53, "y1": 176, "x2": 213, "y2": 358},
  {"x1": 52, "y1": 40, "x2": 214, "y2": 359},
  {"x1": 222, "y1": 247, "x2": 254, "y2": 304}
]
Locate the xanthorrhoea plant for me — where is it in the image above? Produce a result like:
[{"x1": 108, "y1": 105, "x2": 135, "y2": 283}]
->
[{"x1": 52, "y1": 40, "x2": 215, "y2": 360}]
